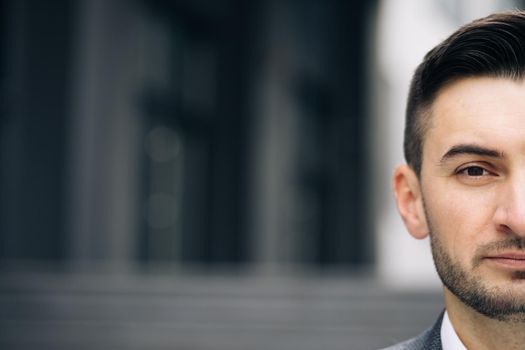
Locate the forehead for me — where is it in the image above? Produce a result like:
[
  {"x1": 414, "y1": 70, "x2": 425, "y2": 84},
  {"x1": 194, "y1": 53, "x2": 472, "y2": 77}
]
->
[{"x1": 424, "y1": 77, "x2": 525, "y2": 157}]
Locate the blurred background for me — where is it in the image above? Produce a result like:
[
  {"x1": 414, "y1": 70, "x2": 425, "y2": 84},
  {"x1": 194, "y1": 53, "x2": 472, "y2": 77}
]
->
[{"x1": 0, "y1": 0, "x2": 523, "y2": 349}]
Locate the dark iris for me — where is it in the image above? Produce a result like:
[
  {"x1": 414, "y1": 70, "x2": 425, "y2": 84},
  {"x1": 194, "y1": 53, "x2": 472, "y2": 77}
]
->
[{"x1": 466, "y1": 166, "x2": 484, "y2": 176}]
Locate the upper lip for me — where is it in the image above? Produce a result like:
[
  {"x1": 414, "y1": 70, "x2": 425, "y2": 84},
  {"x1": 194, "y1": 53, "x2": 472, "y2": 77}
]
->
[{"x1": 485, "y1": 253, "x2": 525, "y2": 260}]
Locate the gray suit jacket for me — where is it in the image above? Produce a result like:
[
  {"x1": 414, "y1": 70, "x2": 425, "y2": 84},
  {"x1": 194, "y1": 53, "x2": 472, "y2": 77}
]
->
[{"x1": 380, "y1": 311, "x2": 444, "y2": 350}]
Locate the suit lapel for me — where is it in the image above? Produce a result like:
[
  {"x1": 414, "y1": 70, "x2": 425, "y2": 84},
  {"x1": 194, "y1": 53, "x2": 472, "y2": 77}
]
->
[{"x1": 422, "y1": 310, "x2": 445, "y2": 350}]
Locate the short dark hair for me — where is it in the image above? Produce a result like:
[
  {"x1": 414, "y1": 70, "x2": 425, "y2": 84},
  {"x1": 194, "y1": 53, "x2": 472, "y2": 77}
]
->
[{"x1": 404, "y1": 11, "x2": 525, "y2": 175}]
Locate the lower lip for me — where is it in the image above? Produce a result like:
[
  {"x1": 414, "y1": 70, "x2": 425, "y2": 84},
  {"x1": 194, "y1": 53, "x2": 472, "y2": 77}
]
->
[{"x1": 485, "y1": 257, "x2": 525, "y2": 268}]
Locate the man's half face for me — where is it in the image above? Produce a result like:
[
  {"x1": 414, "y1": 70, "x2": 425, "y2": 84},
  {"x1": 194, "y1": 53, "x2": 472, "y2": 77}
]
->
[{"x1": 420, "y1": 76, "x2": 525, "y2": 321}]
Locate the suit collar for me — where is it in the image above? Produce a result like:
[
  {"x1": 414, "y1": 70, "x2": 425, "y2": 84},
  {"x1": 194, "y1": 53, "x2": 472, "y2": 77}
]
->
[{"x1": 423, "y1": 310, "x2": 445, "y2": 350}]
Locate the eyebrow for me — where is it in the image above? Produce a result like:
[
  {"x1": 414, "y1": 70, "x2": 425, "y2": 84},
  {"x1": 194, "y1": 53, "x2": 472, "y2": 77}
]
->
[{"x1": 439, "y1": 144, "x2": 504, "y2": 164}]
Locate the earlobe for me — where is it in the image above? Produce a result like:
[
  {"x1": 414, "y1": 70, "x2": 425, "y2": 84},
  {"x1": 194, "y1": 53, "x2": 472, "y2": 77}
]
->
[{"x1": 393, "y1": 164, "x2": 429, "y2": 239}]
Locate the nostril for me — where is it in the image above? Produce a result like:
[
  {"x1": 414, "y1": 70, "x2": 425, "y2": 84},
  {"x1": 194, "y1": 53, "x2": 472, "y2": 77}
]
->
[
  {"x1": 497, "y1": 223, "x2": 525, "y2": 238},
  {"x1": 497, "y1": 224, "x2": 515, "y2": 235}
]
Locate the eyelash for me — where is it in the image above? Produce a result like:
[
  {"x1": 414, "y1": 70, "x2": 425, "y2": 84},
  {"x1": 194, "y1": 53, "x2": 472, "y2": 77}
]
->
[{"x1": 457, "y1": 166, "x2": 489, "y2": 177}]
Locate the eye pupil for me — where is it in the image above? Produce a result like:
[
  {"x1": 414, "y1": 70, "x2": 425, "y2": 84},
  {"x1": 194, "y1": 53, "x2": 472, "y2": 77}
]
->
[{"x1": 467, "y1": 167, "x2": 484, "y2": 176}]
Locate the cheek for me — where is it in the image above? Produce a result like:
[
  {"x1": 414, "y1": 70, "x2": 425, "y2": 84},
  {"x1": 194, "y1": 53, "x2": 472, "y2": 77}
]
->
[{"x1": 425, "y1": 186, "x2": 497, "y2": 262}]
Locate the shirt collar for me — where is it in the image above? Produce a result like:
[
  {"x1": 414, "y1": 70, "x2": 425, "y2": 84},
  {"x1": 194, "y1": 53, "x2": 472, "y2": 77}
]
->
[{"x1": 441, "y1": 311, "x2": 467, "y2": 350}]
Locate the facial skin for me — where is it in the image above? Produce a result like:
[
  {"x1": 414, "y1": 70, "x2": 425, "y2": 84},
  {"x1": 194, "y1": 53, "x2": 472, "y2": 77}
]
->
[{"x1": 394, "y1": 77, "x2": 525, "y2": 322}]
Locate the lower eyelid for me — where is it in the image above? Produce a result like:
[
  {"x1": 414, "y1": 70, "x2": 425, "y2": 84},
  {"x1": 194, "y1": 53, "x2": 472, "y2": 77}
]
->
[{"x1": 455, "y1": 169, "x2": 499, "y2": 182}]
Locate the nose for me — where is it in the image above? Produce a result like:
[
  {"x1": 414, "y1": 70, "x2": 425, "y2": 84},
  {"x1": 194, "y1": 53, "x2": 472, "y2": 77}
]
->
[{"x1": 494, "y1": 176, "x2": 525, "y2": 238}]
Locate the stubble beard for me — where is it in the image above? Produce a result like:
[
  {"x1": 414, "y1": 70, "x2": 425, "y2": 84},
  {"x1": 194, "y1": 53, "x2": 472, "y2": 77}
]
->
[{"x1": 424, "y1": 202, "x2": 525, "y2": 323}]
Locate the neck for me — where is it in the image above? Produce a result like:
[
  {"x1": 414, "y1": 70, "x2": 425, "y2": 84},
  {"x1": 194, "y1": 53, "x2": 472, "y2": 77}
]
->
[{"x1": 444, "y1": 288, "x2": 525, "y2": 350}]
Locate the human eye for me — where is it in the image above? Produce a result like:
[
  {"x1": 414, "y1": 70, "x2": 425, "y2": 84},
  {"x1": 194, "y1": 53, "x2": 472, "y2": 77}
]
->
[
  {"x1": 455, "y1": 164, "x2": 497, "y2": 184},
  {"x1": 460, "y1": 166, "x2": 487, "y2": 176}
]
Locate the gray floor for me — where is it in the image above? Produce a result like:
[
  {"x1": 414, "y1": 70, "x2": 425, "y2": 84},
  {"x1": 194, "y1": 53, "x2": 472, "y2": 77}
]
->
[{"x1": 0, "y1": 269, "x2": 443, "y2": 350}]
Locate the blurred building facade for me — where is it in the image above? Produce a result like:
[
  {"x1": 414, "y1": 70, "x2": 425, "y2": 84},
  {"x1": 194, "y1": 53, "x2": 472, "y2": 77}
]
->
[
  {"x1": 0, "y1": 0, "x2": 524, "y2": 349},
  {"x1": 0, "y1": 0, "x2": 376, "y2": 270}
]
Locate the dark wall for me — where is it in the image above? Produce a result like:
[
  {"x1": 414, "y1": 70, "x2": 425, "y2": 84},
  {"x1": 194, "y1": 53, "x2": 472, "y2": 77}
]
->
[{"x1": 0, "y1": 0, "x2": 75, "y2": 260}]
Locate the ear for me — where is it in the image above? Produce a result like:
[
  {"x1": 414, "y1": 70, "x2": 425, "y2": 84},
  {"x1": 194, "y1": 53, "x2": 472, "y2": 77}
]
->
[{"x1": 393, "y1": 164, "x2": 429, "y2": 239}]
